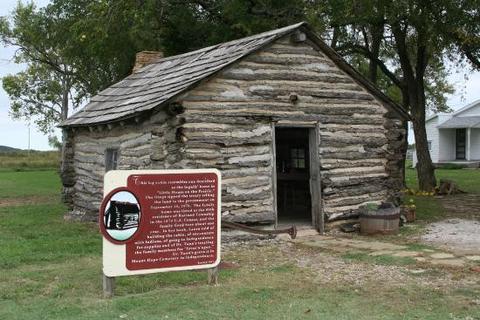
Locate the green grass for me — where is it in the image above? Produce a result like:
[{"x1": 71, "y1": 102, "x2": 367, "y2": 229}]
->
[
  {"x1": 342, "y1": 251, "x2": 416, "y2": 266},
  {"x1": 0, "y1": 170, "x2": 61, "y2": 199},
  {"x1": 405, "y1": 243, "x2": 436, "y2": 251},
  {"x1": 269, "y1": 264, "x2": 296, "y2": 273},
  {"x1": 2, "y1": 250, "x2": 479, "y2": 320},
  {"x1": 0, "y1": 151, "x2": 60, "y2": 171},
  {"x1": 0, "y1": 203, "x2": 99, "y2": 268},
  {"x1": 405, "y1": 166, "x2": 480, "y2": 194},
  {"x1": 404, "y1": 166, "x2": 480, "y2": 223},
  {"x1": 409, "y1": 195, "x2": 446, "y2": 221},
  {"x1": 0, "y1": 150, "x2": 59, "y2": 171},
  {"x1": 1, "y1": 169, "x2": 480, "y2": 319}
]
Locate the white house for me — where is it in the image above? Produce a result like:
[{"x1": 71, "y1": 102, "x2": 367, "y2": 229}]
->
[{"x1": 413, "y1": 99, "x2": 480, "y2": 168}]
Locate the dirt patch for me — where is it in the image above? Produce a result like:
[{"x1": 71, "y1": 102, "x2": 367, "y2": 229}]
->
[
  {"x1": 287, "y1": 244, "x2": 413, "y2": 287},
  {"x1": 0, "y1": 195, "x2": 58, "y2": 207},
  {"x1": 289, "y1": 245, "x2": 480, "y2": 290},
  {"x1": 437, "y1": 193, "x2": 480, "y2": 221},
  {"x1": 422, "y1": 219, "x2": 480, "y2": 254}
]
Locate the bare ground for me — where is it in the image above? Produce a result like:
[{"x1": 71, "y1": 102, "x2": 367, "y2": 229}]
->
[
  {"x1": 0, "y1": 195, "x2": 58, "y2": 207},
  {"x1": 438, "y1": 194, "x2": 480, "y2": 221},
  {"x1": 421, "y1": 194, "x2": 480, "y2": 254},
  {"x1": 224, "y1": 239, "x2": 480, "y2": 293},
  {"x1": 422, "y1": 219, "x2": 480, "y2": 254}
]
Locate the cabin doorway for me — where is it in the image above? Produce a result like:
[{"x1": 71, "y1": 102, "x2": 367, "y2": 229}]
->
[
  {"x1": 276, "y1": 128, "x2": 311, "y2": 223},
  {"x1": 274, "y1": 126, "x2": 322, "y2": 231}
]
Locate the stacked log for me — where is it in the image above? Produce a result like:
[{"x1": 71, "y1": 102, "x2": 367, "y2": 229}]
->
[
  {"x1": 60, "y1": 130, "x2": 75, "y2": 208},
  {"x1": 69, "y1": 115, "x2": 160, "y2": 219}
]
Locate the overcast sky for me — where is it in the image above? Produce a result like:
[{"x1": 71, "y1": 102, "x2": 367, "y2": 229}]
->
[{"x1": 1, "y1": 0, "x2": 480, "y2": 150}]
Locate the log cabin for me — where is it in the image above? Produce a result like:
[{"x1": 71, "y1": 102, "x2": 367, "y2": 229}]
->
[{"x1": 60, "y1": 22, "x2": 408, "y2": 231}]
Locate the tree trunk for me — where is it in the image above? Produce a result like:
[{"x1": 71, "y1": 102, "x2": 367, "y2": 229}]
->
[
  {"x1": 59, "y1": 76, "x2": 75, "y2": 208},
  {"x1": 410, "y1": 41, "x2": 436, "y2": 191},
  {"x1": 412, "y1": 111, "x2": 436, "y2": 191},
  {"x1": 391, "y1": 23, "x2": 436, "y2": 191},
  {"x1": 368, "y1": 24, "x2": 383, "y2": 84},
  {"x1": 60, "y1": 76, "x2": 69, "y2": 179},
  {"x1": 331, "y1": 26, "x2": 339, "y2": 49},
  {"x1": 405, "y1": 71, "x2": 437, "y2": 191},
  {"x1": 399, "y1": 120, "x2": 408, "y2": 188}
]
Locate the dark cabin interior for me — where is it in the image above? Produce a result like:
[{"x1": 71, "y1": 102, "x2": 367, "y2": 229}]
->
[{"x1": 275, "y1": 128, "x2": 311, "y2": 223}]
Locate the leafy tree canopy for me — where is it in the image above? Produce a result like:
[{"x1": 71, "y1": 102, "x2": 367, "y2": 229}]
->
[{"x1": 313, "y1": 0, "x2": 480, "y2": 190}]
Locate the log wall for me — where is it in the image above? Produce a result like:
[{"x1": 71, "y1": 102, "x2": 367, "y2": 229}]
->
[
  {"x1": 68, "y1": 111, "x2": 170, "y2": 220},
  {"x1": 176, "y1": 35, "x2": 405, "y2": 222}
]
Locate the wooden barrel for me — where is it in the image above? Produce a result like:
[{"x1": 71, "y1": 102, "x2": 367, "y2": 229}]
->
[{"x1": 359, "y1": 207, "x2": 400, "y2": 235}]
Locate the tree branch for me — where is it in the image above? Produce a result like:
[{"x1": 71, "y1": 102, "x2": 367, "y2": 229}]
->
[
  {"x1": 463, "y1": 49, "x2": 480, "y2": 69},
  {"x1": 360, "y1": 26, "x2": 370, "y2": 50},
  {"x1": 335, "y1": 43, "x2": 403, "y2": 88},
  {"x1": 22, "y1": 98, "x2": 61, "y2": 116}
]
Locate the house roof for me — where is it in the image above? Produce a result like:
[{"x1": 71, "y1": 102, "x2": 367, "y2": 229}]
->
[
  {"x1": 426, "y1": 114, "x2": 439, "y2": 122},
  {"x1": 451, "y1": 99, "x2": 480, "y2": 117},
  {"x1": 61, "y1": 22, "x2": 408, "y2": 127},
  {"x1": 437, "y1": 116, "x2": 480, "y2": 128},
  {"x1": 429, "y1": 99, "x2": 480, "y2": 125}
]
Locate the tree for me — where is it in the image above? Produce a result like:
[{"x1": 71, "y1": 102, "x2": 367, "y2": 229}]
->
[
  {"x1": 318, "y1": 0, "x2": 479, "y2": 191},
  {"x1": 154, "y1": 0, "x2": 308, "y2": 55},
  {"x1": 0, "y1": 2, "x2": 83, "y2": 134},
  {"x1": 2, "y1": 62, "x2": 69, "y2": 134},
  {"x1": 1, "y1": 1, "x2": 141, "y2": 188}
]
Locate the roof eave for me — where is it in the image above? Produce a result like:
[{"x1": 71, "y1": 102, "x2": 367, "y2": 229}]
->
[{"x1": 452, "y1": 99, "x2": 480, "y2": 117}]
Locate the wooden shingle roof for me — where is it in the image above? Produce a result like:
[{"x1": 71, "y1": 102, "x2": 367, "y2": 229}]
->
[
  {"x1": 61, "y1": 22, "x2": 306, "y2": 127},
  {"x1": 61, "y1": 22, "x2": 408, "y2": 127}
]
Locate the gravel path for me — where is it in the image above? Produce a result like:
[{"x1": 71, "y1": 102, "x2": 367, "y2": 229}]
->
[
  {"x1": 223, "y1": 238, "x2": 480, "y2": 291},
  {"x1": 422, "y1": 218, "x2": 480, "y2": 254}
]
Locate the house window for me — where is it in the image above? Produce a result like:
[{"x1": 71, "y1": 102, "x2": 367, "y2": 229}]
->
[
  {"x1": 105, "y1": 148, "x2": 119, "y2": 171},
  {"x1": 290, "y1": 148, "x2": 306, "y2": 169},
  {"x1": 427, "y1": 140, "x2": 432, "y2": 151}
]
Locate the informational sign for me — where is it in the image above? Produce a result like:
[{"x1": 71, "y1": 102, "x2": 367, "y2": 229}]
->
[{"x1": 100, "y1": 169, "x2": 221, "y2": 277}]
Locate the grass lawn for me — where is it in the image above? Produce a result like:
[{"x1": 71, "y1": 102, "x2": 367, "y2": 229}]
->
[
  {"x1": 406, "y1": 166, "x2": 480, "y2": 194},
  {"x1": 404, "y1": 166, "x2": 480, "y2": 222},
  {"x1": 0, "y1": 170, "x2": 61, "y2": 199},
  {"x1": 1, "y1": 168, "x2": 480, "y2": 319},
  {"x1": 0, "y1": 150, "x2": 59, "y2": 171}
]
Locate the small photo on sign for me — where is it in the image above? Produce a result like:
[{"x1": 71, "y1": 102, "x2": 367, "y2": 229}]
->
[{"x1": 103, "y1": 190, "x2": 141, "y2": 242}]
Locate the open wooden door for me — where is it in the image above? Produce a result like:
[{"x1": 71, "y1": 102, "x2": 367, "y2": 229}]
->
[{"x1": 309, "y1": 124, "x2": 323, "y2": 233}]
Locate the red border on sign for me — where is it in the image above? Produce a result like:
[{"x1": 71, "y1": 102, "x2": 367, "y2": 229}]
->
[
  {"x1": 124, "y1": 172, "x2": 219, "y2": 271},
  {"x1": 99, "y1": 187, "x2": 143, "y2": 245}
]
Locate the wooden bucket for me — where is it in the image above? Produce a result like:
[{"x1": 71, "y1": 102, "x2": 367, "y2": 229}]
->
[{"x1": 359, "y1": 207, "x2": 400, "y2": 235}]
